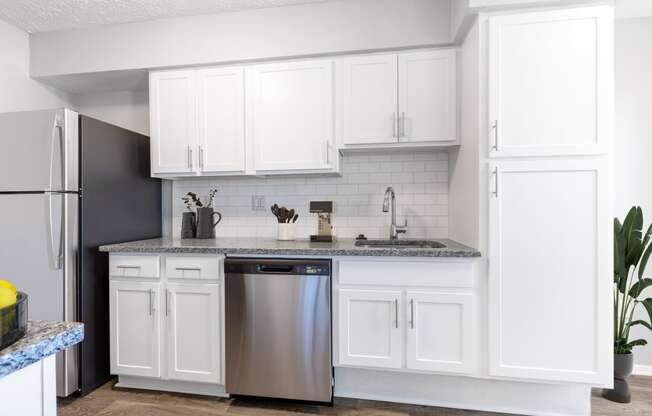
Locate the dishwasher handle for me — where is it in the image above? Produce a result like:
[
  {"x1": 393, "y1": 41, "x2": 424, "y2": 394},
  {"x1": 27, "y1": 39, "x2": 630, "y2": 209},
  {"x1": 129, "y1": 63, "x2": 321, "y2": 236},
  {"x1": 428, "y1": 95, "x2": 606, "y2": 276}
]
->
[{"x1": 257, "y1": 264, "x2": 294, "y2": 273}]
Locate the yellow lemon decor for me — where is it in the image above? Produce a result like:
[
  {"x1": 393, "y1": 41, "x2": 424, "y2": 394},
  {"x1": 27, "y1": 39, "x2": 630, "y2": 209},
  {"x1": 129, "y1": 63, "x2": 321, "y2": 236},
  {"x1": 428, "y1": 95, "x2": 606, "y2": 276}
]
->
[
  {"x1": 0, "y1": 287, "x2": 16, "y2": 309},
  {"x1": 0, "y1": 280, "x2": 17, "y2": 295}
]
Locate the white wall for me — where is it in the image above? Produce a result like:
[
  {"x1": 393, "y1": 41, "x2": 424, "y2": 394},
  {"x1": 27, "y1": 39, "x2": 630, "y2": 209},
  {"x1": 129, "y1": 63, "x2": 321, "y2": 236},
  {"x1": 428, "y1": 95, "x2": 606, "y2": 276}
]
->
[
  {"x1": 30, "y1": 0, "x2": 451, "y2": 79},
  {"x1": 0, "y1": 19, "x2": 68, "y2": 112},
  {"x1": 614, "y1": 16, "x2": 652, "y2": 367},
  {"x1": 70, "y1": 90, "x2": 149, "y2": 135},
  {"x1": 173, "y1": 151, "x2": 449, "y2": 240}
]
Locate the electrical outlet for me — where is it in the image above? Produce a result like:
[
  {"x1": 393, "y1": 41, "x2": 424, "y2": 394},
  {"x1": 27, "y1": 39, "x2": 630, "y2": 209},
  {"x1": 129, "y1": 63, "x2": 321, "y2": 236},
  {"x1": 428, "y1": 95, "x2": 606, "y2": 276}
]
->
[{"x1": 251, "y1": 195, "x2": 266, "y2": 211}]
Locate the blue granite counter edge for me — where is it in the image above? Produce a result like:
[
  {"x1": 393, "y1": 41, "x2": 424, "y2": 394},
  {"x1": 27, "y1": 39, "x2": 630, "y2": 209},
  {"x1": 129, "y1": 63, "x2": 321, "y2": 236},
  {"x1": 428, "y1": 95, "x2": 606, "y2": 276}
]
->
[{"x1": 0, "y1": 321, "x2": 84, "y2": 378}]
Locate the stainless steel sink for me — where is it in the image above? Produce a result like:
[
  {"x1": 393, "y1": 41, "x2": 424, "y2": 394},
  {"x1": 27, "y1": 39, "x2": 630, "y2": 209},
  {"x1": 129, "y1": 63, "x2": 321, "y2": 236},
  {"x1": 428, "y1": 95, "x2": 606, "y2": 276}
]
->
[{"x1": 354, "y1": 239, "x2": 446, "y2": 249}]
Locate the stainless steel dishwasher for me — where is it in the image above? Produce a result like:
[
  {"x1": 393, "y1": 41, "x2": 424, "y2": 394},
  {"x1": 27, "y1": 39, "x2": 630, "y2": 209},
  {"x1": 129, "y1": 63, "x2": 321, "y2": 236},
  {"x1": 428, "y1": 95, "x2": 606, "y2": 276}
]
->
[{"x1": 224, "y1": 258, "x2": 332, "y2": 403}]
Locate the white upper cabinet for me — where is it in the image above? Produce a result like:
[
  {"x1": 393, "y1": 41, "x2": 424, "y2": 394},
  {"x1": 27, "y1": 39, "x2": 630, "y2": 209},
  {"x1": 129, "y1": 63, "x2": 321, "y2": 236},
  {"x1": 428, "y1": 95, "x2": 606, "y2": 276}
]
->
[
  {"x1": 488, "y1": 158, "x2": 611, "y2": 384},
  {"x1": 398, "y1": 50, "x2": 457, "y2": 143},
  {"x1": 196, "y1": 67, "x2": 246, "y2": 174},
  {"x1": 337, "y1": 49, "x2": 457, "y2": 147},
  {"x1": 246, "y1": 59, "x2": 336, "y2": 172},
  {"x1": 488, "y1": 6, "x2": 613, "y2": 157},
  {"x1": 150, "y1": 70, "x2": 197, "y2": 175},
  {"x1": 337, "y1": 54, "x2": 399, "y2": 145}
]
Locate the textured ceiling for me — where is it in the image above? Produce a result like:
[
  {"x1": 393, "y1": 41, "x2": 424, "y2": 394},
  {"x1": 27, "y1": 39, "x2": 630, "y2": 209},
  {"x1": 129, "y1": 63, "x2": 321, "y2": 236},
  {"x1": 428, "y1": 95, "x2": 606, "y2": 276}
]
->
[{"x1": 0, "y1": 0, "x2": 334, "y2": 33}]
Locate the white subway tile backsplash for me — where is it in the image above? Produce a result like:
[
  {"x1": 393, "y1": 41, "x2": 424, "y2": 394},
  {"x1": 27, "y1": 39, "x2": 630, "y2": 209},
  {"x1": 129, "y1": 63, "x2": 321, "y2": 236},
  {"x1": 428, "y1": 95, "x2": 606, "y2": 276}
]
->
[{"x1": 172, "y1": 150, "x2": 449, "y2": 239}]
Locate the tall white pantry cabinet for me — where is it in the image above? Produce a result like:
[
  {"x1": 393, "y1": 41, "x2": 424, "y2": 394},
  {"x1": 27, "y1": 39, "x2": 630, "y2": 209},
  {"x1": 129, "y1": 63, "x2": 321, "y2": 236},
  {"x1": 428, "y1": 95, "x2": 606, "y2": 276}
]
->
[{"x1": 450, "y1": 4, "x2": 614, "y2": 387}]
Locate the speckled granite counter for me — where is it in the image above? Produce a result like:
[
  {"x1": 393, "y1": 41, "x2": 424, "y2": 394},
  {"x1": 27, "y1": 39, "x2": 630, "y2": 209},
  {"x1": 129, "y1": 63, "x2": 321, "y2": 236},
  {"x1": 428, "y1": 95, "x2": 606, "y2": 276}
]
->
[
  {"x1": 0, "y1": 321, "x2": 83, "y2": 378},
  {"x1": 99, "y1": 237, "x2": 480, "y2": 258}
]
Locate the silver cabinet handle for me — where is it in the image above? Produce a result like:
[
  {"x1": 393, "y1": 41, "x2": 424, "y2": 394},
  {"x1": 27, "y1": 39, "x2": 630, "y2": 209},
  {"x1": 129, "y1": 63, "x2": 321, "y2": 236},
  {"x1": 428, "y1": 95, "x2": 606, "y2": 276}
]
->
[
  {"x1": 165, "y1": 289, "x2": 170, "y2": 317},
  {"x1": 148, "y1": 289, "x2": 154, "y2": 316},
  {"x1": 189, "y1": 146, "x2": 193, "y2": 170},
  {"x1": 116, "y1": 265, "x2": 141, "y2": 269},
  {"x1": 400, "y1": 112, "x2": 406, "y2": 138},
  {"x1": 491, "y1": 120, "x2": 498, "y2": 151},
  {"x1": 394, "y1": 298, "x2": 399, "y2": 329},
  {"x1": 198, "y1": 145, "x2": 204, "y2": 171},
  {"x1": 410, "y1": 298, "x2": 415, "y2": 329},
  {"x1": 393, "y1": 112, "x2": 398, "y2": 139},
  {"x1": 492, "y1": 167, "x2": 499, "y2": 197},
  {"x1": 175, "y1": 267, "x2": 201, "y2": 271}
]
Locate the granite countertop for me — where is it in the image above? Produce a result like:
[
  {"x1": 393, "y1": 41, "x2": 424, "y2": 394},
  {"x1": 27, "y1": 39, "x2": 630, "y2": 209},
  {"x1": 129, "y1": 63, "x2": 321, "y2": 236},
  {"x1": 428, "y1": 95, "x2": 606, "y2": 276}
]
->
[
  {"x1": 100, "y1": 237, "x2": 480, "y2": 258},
  {"x1": 0, "y1": 321, "x2": 84, "y2": 378}
]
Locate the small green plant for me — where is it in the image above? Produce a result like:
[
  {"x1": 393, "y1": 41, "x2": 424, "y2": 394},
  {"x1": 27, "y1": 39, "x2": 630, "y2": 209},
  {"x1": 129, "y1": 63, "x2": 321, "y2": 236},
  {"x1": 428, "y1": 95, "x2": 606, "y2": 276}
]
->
[
  {"x1": 614, "y1": 207, "x2": 652, "y2": 354},
  {"x1": 181, "y1": 189, "x2": 218, "y2": 211}
]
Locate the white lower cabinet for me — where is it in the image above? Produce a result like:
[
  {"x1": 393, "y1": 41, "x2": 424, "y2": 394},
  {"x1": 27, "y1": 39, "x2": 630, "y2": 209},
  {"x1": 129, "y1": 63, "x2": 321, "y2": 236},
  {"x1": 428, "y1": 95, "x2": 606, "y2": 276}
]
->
[
  {"x1": 110, "y1": 281, "x2": 161, "y2": 378},
  {"x1": 166, "y1": 283, "x2": 221, "y2": 383},
  {"x1": 336, "y1": 260, "x2": 477, "y2": 376},
  {"x1": 110, "y1": 254, "x2": 223, "y2": 388},
  {"x1": 338, "y1": 289, "x2": 402, "y2": 369},
  {"x1": 406, "y1": 292, "x2": 473, "y2": 374}
]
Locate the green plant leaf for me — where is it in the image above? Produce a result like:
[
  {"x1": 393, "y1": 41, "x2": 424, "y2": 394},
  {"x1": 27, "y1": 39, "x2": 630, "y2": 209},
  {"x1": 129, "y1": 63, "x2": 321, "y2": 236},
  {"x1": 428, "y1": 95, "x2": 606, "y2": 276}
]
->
[
  {"x1": 627, "y1": 320, "x2": 652, "y2": 330},
  {"x1": 615, "y1": 219, "x2": 626, "y2": 281},
  {"x1": 640, "y1": 241, "x2": 652, "y2": 280},
  {"x1": 630, "y1": 278, "x2": 652, "y2": 298},
  {"x1": 641, "y1": 298, "x2": 652, "y2": 327},
  {"x1": 643, "y1": 222, "x2": 652, "y2": 249},
  {"x1": 626, "y1": 339, "x2": 648, "y2": 349}
]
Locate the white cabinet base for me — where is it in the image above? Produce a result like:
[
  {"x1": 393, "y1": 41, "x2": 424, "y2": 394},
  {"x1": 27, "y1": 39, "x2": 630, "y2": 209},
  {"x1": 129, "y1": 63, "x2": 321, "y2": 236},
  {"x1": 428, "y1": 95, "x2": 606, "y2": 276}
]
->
[
  {"x1": 0, "y1": 355, "x2": 56, "y2": 416},
  {"x1": 115, "y1": 376, "x2": 227, "y2": 398},
  {"x1": 334, "y1": 367, "x2": 591, "y2": 416}
]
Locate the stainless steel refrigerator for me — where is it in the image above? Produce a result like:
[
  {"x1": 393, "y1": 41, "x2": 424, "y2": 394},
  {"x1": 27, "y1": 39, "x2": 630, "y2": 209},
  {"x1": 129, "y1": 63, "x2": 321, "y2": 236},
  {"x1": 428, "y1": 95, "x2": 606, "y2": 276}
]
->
[{"x1": 0, "y1": 108, "x2": 161, "y2": 396}]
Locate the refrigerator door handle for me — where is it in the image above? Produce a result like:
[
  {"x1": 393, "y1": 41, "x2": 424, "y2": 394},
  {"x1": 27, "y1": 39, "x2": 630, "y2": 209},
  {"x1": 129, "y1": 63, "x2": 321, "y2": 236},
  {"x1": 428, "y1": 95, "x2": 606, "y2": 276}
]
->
[
  {"x1": 45, "y1": 192, "x2": 64, "y2": 270},
  {"x1": 49, "y1": 114, "x2": 64, "y2": 191}
]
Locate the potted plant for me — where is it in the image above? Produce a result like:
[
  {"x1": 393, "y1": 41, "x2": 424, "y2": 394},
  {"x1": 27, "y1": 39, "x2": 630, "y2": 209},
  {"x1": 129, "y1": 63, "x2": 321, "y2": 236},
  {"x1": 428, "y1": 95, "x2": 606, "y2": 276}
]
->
[{"x1": 604, "y1": 206, "x2": 652, "y2": 403}]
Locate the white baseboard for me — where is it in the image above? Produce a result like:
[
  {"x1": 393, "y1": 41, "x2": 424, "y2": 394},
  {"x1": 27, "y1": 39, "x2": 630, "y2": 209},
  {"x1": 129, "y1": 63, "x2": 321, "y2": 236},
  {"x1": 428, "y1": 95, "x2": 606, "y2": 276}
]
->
[
  {"x1": 334, "y1": 368, "x2": 592, "y2": 416},
  {"x1": 115, "y1": 376, "x2": 228, "y2": 397},
  {"x1": 633, "y1": 364, "x2": 652, "y2": 376}
]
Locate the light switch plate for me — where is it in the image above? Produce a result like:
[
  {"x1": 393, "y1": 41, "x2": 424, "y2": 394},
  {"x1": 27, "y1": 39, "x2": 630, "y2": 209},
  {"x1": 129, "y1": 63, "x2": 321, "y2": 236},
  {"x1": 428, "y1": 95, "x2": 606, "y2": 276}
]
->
[{"x1": 251, "y1": 195, "x2": 266, "y2": 211}]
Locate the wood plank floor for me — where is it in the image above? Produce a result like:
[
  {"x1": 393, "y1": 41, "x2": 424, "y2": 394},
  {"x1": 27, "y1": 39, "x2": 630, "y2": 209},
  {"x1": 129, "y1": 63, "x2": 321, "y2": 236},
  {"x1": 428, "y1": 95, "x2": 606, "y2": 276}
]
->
[{"x1": 58, "y1": 376, "x2": 652, "y2": 415}]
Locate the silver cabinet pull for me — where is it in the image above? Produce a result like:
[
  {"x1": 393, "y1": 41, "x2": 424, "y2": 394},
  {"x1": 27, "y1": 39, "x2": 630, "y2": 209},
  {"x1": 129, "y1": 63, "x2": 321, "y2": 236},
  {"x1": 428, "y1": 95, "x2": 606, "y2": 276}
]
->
[
  {"x1": 394, "y1": 298, "x2": 399, "y2": 329},
  {"x1": 189, "y1": 146, "x2": 193, "y2": 171},
  {"x1": 148, "y1": 289, "x2": 154, "y2": 316},
  {"x1": 492, "y1": 167, "x2": 499, "y2": 197},
  {"x1": 410, "y1": 298, "x2": 415, "y2": 329},
  {"x1": 393, "y1": 112, "x2": 398, "y2": 139},
  {"x1": 165, "y1": 289, "x2": 170, "y2": 317},
  {"x1": 116, "y1": 265, "x2": 141, "y2": 269},
  {"x1": 400, "y1": 112, "x2": 406, "y2": 138},
  {"x1": 198, "y1": 145, "x2": 204, "y2": 171},
  {"x1": 491, "y1": 120, "x2": 498, "y2": 151},
  {"x1": 175, "y1": 267, "x2": 201, "y2": 271}
]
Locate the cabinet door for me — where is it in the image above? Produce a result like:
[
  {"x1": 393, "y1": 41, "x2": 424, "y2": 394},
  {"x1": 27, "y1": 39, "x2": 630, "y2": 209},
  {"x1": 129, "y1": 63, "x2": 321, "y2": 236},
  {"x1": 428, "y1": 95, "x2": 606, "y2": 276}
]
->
[
  {"x1": 196, "y1": 67, "x2": 246, "y2": 174},
  {"x1": 488, "y1": 6, "x2": 613, "y2": 157},
  {"x1": 406, "y1": 291, "x2": 474, "y2": 374},
  {"x1": 149, "y1": 70, "x2": 197, "y2": 174},
  {"x1": 246, "y1": 60, "x2": 334, "y2": 172},
  {"x1": 398, "y1": 50, "x2": 457, "y2": 143},
  {"x1": 166, "y1": 283, "x2": 221, "y2": 384},
  {"x1": 338, "y1": 289, "x2": 402, "y2": 369},
  {"x1": 337, "y1": 54, "x2": 398, "y2": 145},
  {"x1": 110, "y1": 281, "x2": 161, "y2": 378},
  {"x1": 488, "y1": 159, "x2": 611, "y2": 385}
]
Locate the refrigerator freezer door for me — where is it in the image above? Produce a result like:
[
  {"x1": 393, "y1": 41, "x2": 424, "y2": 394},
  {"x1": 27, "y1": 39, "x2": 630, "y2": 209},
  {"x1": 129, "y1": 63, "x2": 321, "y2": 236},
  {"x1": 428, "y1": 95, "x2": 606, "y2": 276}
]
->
[
  {"x1": 0, "y1": 192, "x2": 79, "y2": 396},
  {"x1": 0, "y1": 109, "x2": 78, "y2": 192}
]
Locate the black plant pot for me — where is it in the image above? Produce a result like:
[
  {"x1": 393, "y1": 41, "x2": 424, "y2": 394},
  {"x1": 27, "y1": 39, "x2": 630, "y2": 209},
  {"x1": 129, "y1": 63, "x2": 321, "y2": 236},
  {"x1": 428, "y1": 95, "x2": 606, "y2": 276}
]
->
[{"x1": 602, "y1": 353, "x2": 633, "y2": 403}]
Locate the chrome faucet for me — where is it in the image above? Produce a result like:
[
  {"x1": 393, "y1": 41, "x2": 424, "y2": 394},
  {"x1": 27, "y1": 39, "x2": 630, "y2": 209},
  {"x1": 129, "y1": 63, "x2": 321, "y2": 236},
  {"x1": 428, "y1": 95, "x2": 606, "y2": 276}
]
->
[{"x1": 382, "y1": 187, "x2": 407, "y2": 240}]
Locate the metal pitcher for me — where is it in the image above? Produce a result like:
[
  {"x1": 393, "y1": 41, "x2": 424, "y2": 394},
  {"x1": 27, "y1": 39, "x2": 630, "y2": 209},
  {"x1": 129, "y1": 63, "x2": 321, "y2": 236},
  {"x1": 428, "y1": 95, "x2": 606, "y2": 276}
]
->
[
  {"x1": 180, "y1": 212, "x2": 196, "y2": 238},
  {"x1": 196, "y1": 207, "x2": 222, "y2": 239}
]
